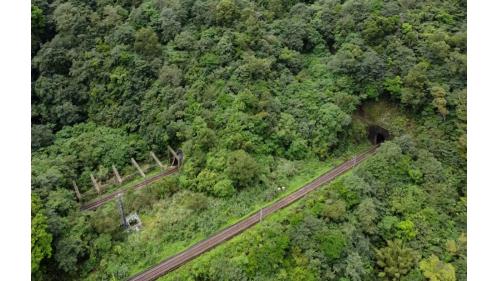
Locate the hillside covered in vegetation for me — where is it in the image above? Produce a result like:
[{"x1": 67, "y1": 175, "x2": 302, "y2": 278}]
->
[{"x1": 31, "y1": 0, "x2": 466, "y2": 280}]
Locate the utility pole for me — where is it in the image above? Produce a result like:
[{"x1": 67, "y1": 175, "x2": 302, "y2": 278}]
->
[
  {"x1": 116, "y1": 194, "x2": 128, "y2": 229},
  {"x1": 72, "y1": 181, "x2": 81, "y2": 201},
  {"x1": 131, "y1": 158, "x2": 146, "y2": 177},
  {"x1": 112, "y1": 165, "x2": 123, "y2": 184},
  {"x1": 90, "y1": 173, "x2": 101, "y2": 194},
  {"x1": 150, "y1": 151, "x2": 164, "y2": 169}
]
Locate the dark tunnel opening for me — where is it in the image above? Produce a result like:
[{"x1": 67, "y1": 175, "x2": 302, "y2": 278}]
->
[
  {"x1": 368, "y1": 125, "x2": 390, "y2": 145},
  {"x1": 376, "y1": 133, "x2": 386, "y2": 144}
]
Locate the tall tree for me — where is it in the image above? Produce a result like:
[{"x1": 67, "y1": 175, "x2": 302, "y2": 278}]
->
[
  {"x1": 375, "y1": 240, "x2": 419, "y2": 281},
  {"x1": 31, "y1": 195, "x2": 52, "y2": 277},
  {"x1": 419, "y1": 255, "x2": 456, "y2": 281}
]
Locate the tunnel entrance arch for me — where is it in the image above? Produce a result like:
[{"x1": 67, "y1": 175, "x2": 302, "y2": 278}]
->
[
  {"x1": 368, "y1": 125, "x2": 390, "y2": 145},
  {"x1": 172, "y1": 149, "x2": 183, "y2": 167}
]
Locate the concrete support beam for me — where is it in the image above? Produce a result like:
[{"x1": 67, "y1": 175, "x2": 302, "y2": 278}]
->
[
  {"x1": 131, "y1": 158, "x2": 146, "y2": 177},
  {"x1": 90, "y1": 173, "x2": 101, "y2": 194},
  {"x1": 167, "y1": 145, "x2": 180, "y2": 166},
  {"x1": 150, "y1": 151, "x2": 164, "y2": 169},
  {"x1": 112, "y1": 165, "x2": 123, "y2": 184},
  {"x1": 72, "y1": 181, "x2": 81, "y2": 201}
]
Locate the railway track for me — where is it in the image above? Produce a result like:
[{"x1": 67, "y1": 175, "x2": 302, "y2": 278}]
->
[
  {"x1": 81, "y1": 167, "x2": 179, "y2": 211},
  {"x1": 128, "y1": 145, "x2": 379, "y2": 281}
]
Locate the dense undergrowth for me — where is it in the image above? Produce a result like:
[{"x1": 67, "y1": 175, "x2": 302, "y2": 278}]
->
[
  {"x1": 161, "y1": 101, "x2": 467, "y2": 281},
  {"x1": 31, "y1": 0, "x2": 466, "y2": 280},
  {"x1": 87, "y1": 145, "x2": 364, "y2": 280}
]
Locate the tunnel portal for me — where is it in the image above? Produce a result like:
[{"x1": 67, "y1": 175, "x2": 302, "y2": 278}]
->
[
  {"x1": 368, "y1": 125, "x2": 390, "y2": 145},
  {"x1": 173, "y1": 149, "x2": 184, "y2": 167}
]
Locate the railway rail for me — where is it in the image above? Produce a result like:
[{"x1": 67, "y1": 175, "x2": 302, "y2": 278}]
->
[
  {"x1": 81, "y1": 166, "x2": 178, "y2": 211},
  {"x1": 128, "y1": 145, "x2": 379, "y2": 281}
]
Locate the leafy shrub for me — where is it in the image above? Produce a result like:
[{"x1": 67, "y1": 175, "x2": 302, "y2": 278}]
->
[
  {"x1": 317, "y1": 229, "x2": 346, "y2": 262},
  {"x1": 226, "y1": 150, "x2": 260, "y2": 189},
  {"x1": 180, "y1": 192, "x2": 209, "y2": 211},
  {"x1": 213, "y1": 178, "x2": 235, "y2": 197}
]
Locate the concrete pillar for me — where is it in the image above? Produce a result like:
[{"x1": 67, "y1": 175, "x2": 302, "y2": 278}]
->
[
  {"x1": 112, "y1": 165, "x2": 123, "y2": 184},
  {"x1": 150, "y1": 151, "x2": 164, "y2": 169},
  {"x1": 167, "y1": 145, "x2": 179, "y2": 166},
  {"x1": 72, "y1": 181, "x2": 81, "y2": 201},
  {"x1": 131, "y1": 158, "x2": 146, "y2": 177},
  {"x1": 90, "y1": 173, "x2": 101, "y2": 194}
]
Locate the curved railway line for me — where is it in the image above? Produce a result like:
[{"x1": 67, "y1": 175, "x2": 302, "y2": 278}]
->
[
  {"x1": 81, "y1": 167, "x2": 178, "y2": 211},
  {"x1": 128, "y1": 145, "x2": 379, "y2": 281}
]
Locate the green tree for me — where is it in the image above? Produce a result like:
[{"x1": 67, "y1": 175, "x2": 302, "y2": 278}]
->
[
  {"x1": 31, "y1": 4, "x2": 46, "y2": 53},
  {"x1": 225, "y1": 150, "x2": 260, "y2": 189},
  {"x1": 355, "y1": 198, "x2": 378, "y2": 234},
  {"x1": 46, "y1": 189, "x2": 77, "y2": 216},
  {"x1": 384, "y1": 76, "x2": 403, "y2": 97},
  {"x1": 311, "y1": 103, "x2": 351, "y2": 158},
  {"x1": 134, "y1": 27, "x2": 161, "y2": 57},
  {"x1": 31, "y1": 5, "x2": 45, "y2": 33},
  {"x1": 318, "y1": 229, "x2": 346, "y2": 262},
  {"x1": 431, "y1": 85, "x2": 449, "y2": 119},
  {"x1": 32, "y1": 74, "x2": 85, "y2": 125},
  {"x1": 235, "y1": 53, "x2": 273, "y2": 80},
  {"x1": 87, "y1": 234, "x2": 112, "y2": 269},
  {"x1": 54, "y1": 215, "x2": 93, "y2": 274},
  {"x1": 208, "y1": 255, "x2": 248, "y2": 280},
  {"x1": 345, "y1": 252, "x2": 367, "y2": 281},
  {"x1": 52, "y1": 2, "x2": 90, "y2": 36},
  {"x1": 321, "y1": 199, "x2": 347, "y2": 222},
  {"x1": 362, "y1": 15, "x2": 399, "y2": 44},
  {"x1": 215, "y1": 0, "x2": 239, "y2": 25},
  {"x1": 31, "y1": 122, "x2": 148, "y2": 194},
  {"x1": 276, "y1": 17, "x2": 318, "y2": 52},
  {"x1": 213, "y1": 178, "x2": 235, "y2": 197},
  {"x1": 31, "y1": 124, "x2": 54, "y2": 150},
  {"x1": 100, "y1": 5, "x2": 127, "y2": 29},
  {"x1": 159, "y1": 8, "x2": 181, "y2": 42},
  {"x1": 246, "y1": 222, "x2": 289, "y2": 275},
  {"x1": 375, "y1": 240, "x2": 419, "y2": 281},
  {"x1": 396, "y1": 220, "x2": 417, "y2": 240},
  {"x1": 91, "y1": 207, "x2": 121, "y2": 234},
  {"x1": 159, "y1": 63, "x2": 183, "y2": 86},
  {"x1": 195, "y1": 169, "x2": 219, "y2": 193},
  {"x1": 31, "y1": 195, "x2": 52, "y2": 275},
  {"x1": 278, "y1": 47, "x2": 303, "y2": 74},
  {"x1": 424, "y1": 31, "x2": 451, "y2": 61},
  {"x1": 401, "y1": 62, "x2": 430, "y2": 108},
  {"x1": 419, "y1": 255, "x2": 456, "y2": 281},
  {"x1": 328, "y1": 41, "x2": 364, "y2": 75}
]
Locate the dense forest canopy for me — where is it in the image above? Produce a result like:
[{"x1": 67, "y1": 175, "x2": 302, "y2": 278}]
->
[{"x1": 31, "y1": 0, "x2": 466, "y2": 280}]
